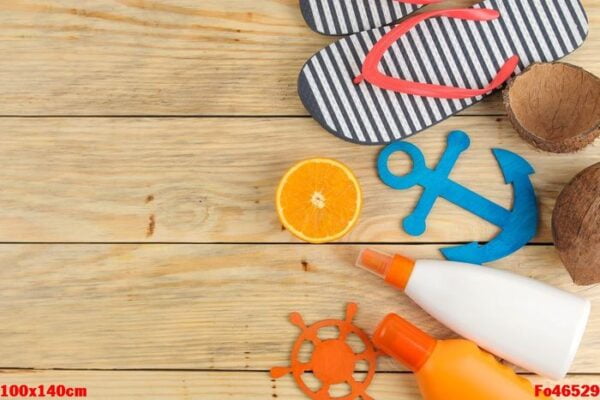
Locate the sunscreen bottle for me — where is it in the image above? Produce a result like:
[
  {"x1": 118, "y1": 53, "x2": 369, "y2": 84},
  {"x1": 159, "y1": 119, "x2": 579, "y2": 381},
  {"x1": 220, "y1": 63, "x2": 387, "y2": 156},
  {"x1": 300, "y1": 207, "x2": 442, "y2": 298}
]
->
[
  {"x1": 373, "y1": 313, "x2": 552, "y2": 400},
  {"x1": 357, "y1": 249, "x2": 590, "y2": 379}
]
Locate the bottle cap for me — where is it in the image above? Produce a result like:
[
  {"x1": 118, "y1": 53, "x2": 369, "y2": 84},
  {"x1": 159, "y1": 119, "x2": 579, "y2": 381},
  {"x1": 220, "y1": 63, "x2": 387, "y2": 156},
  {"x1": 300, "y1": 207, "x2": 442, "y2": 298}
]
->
[
  {"x1": 372, "y1": 314, "x2": 437, "y2": 372},
  {"x1": 356, "y1": 249, "x2": 415, "y2": 290}
]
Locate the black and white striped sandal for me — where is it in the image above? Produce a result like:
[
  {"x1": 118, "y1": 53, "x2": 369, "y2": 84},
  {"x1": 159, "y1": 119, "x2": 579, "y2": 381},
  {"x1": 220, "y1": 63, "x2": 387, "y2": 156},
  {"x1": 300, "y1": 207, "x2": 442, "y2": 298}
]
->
[
  {"x1": 298, "y1": 0, "x2": 589, "y2": 145},
  {"x1": 300, "y1": 0, "x2": 441, "y2": 35}
]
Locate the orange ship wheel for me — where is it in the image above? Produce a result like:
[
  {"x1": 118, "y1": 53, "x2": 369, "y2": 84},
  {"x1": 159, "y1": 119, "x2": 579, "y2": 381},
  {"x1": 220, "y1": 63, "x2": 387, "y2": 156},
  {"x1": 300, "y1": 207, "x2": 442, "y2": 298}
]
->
[{"x1": 271, "y1": 303, "x2": 380, "y2": 400}]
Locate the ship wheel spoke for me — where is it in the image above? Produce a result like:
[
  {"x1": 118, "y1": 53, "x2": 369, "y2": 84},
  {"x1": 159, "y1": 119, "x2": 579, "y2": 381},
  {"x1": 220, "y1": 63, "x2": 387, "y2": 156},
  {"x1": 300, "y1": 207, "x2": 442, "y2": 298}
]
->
[
  {"x1": 307, "y1": 334, "x2": 322, "y2": 346},
  {"x1": 338, "y1": 327, "x2": 351, "y2": 341},
  {"x1": 270, "y1": 366, "x2": 292, "y2": 379},
  {"x1": 346, "y1": 375, "x2": 371, "y2": 399}
]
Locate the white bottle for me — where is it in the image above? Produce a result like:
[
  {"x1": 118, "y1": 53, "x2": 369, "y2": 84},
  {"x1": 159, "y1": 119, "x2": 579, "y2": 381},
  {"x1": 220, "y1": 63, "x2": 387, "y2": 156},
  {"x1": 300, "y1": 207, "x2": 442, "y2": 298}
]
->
[{"x1": 356, "y1": 249, "x2": 591, "y2": 380}]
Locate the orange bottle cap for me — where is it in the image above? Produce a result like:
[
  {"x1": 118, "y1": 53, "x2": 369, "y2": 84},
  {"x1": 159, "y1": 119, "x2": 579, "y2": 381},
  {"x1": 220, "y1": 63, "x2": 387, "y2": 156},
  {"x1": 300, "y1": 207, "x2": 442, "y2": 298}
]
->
[
  {"x1": 372, "y1": 314, "x2": 437, "y2": 372},
  {"x1": 356, "y1": 249, "x2": 415, "y2": 290}
]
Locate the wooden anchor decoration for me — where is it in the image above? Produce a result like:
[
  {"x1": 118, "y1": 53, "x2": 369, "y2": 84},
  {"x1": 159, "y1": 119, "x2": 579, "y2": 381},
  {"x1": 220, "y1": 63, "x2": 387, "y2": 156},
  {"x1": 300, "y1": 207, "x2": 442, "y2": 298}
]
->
[{"x1": 377, "y1": 130, "x2": 539, "y2": 265}]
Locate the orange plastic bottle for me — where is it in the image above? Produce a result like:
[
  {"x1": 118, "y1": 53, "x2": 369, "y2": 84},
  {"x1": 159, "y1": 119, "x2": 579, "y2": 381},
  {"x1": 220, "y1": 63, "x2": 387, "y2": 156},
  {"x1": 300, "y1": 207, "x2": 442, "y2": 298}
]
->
[{"x1": 373, "y1": 313, "x2": 552, "y2": 400}]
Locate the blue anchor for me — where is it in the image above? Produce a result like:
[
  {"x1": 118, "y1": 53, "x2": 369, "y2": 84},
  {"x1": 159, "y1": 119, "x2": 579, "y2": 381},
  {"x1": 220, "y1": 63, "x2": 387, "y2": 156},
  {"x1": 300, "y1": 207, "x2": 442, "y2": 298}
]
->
[{"x1": 377, "y1": 130, "x2": 539, "y2": 265}]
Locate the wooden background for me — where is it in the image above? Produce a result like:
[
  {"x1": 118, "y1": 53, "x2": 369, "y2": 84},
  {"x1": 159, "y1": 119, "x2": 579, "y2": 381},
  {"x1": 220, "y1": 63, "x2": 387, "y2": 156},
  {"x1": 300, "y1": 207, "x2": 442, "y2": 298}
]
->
[{"x1": 0, "y1": 0, "x2": 598, "y2": 398}]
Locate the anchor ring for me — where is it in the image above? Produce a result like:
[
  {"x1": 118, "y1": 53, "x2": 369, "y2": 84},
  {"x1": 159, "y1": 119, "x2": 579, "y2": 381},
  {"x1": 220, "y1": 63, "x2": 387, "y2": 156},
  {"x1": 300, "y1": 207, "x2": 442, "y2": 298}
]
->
[{"x1": 377, "y1": 141, "x2": 427, "y2": 190}]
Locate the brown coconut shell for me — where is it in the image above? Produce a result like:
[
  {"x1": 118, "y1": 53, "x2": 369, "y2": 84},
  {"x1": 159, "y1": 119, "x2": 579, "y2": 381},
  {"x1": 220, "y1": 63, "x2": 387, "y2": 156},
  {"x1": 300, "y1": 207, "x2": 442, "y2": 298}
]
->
[
  {"x1": 504, "y1": 62, "x2": 600, "y2": 153},
  {"x1": 552, "y1": 162, "x2": 600, "y2": 285}
]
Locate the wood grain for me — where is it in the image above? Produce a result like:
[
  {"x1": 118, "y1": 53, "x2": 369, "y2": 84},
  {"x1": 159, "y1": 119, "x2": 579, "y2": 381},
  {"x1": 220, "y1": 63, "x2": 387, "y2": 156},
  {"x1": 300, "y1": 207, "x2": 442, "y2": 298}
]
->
[
  {"x1": 0, "y1": 117, "x2": 596, "y2": 243},
  {"x1": 0, "y1": 370, "x2": 595, "y2": 400},
  {"x1": 0, "y1": 243, "x2": 597, "y2": 371},
  {"x1": 0, "y1": 0, "x2": 597, "y2": 116}
]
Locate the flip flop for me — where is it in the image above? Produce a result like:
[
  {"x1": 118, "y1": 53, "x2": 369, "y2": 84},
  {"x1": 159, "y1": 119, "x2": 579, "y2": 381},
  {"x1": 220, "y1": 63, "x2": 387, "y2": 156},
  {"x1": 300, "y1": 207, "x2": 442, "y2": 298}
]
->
[
  {"x1": 298, "y1": 0, "x2": 589, "y2": 145},
  {"x1": 300, "y1": 0, "x2": 442, "y2": 36}
]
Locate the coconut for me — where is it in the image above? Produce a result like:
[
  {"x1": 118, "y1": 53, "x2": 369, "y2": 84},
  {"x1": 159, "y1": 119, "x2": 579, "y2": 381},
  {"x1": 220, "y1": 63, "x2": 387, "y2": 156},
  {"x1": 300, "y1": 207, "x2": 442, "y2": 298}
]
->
[
  {"x1": 504, "y1": 62, "x2": 600, "y2": 153},
  {"x1": 552, "y1": 163, "x2": 600, "y2": 285}
]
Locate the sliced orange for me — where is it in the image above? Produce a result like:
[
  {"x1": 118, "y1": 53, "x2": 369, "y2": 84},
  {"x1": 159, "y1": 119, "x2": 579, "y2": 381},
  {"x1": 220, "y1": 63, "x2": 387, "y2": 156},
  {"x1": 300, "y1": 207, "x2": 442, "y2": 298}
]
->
[{"x1": 276, "y1": 158, "x2": 362, "y2": 243}]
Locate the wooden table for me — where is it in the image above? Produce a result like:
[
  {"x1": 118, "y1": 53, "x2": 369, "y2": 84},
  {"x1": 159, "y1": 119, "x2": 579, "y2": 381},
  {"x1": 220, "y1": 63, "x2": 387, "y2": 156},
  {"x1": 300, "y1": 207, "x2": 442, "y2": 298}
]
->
[{"x1": 0, "y1": 1, "x2": 598, "y2": 398}]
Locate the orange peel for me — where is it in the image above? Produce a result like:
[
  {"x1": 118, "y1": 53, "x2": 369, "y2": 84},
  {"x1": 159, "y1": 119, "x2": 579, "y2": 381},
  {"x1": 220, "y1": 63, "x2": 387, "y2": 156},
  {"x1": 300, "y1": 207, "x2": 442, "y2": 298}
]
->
[{"x1": 276, "y1": 158, "x2": 362, "y2": 243}]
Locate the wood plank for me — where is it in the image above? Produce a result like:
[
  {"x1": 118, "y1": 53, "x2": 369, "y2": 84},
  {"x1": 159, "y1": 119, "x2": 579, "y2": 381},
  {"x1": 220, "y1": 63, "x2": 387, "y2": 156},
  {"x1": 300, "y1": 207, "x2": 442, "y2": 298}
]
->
[
  {"x1": 0, "y1": 244, "x2": 598, "y2": 371},
  {"x1": 0, "y1": 0, "x2": 597, "y2": 116},
  {"x1": 0, "y1": 117, "x2": 597, "y2": 243},
  {"x1": 0, "y1": 370, "x2": 596, "y2": 400}
]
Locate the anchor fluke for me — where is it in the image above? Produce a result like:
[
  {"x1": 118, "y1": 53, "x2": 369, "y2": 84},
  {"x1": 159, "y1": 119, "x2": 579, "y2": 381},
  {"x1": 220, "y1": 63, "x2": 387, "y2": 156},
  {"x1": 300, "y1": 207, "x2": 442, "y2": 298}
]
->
[
  {"x1": 441, "y1": 148, "x2": 539, "y2": 264},
  {"x1": 492, "y1": 148, "x2": 535, "y2": 183}
]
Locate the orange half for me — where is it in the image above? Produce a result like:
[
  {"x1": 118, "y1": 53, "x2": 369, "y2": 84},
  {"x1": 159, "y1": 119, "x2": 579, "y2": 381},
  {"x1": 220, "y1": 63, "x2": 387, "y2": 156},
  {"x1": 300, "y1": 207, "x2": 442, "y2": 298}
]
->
[{"x1": 276, "y1": 158, "x2": 362, "y2": 243}]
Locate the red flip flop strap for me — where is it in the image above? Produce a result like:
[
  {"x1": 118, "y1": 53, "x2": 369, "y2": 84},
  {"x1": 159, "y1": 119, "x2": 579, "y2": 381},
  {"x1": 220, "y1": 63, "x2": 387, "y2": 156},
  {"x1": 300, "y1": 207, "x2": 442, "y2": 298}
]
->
[{"x1": 354, "y1": 8, "x2": 520, "y2": 99}]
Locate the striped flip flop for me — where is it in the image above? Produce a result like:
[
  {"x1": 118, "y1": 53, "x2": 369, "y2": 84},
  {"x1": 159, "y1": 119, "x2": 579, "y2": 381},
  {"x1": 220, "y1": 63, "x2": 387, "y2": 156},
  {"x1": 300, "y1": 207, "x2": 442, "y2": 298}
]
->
[
  {"x1": 298, "y1": 0, "x2": 589, "y2": 145},
  {"x1": 300, "y1": 0, "x2": 441, "y2": 36}
]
